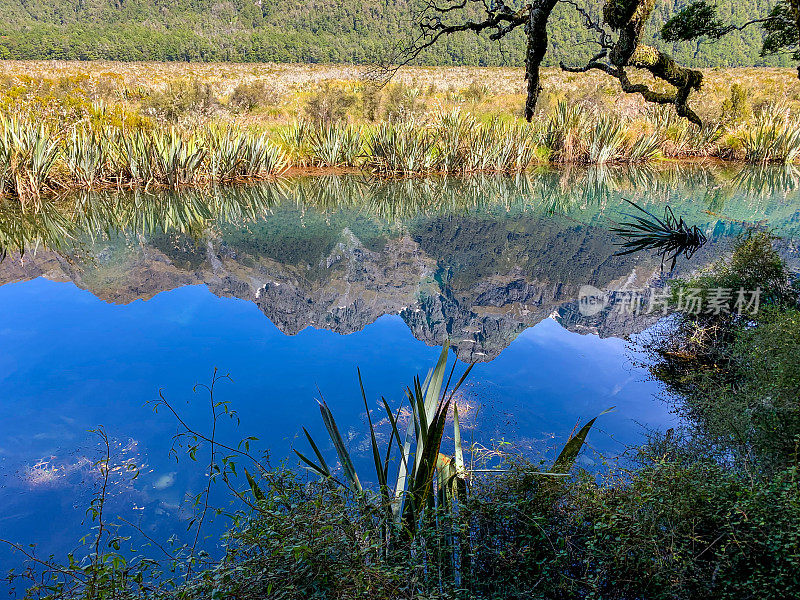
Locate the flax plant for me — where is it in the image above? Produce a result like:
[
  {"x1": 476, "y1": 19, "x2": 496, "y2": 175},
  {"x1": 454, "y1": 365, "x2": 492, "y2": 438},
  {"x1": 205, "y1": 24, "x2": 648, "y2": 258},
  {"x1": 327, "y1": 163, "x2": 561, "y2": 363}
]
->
[
  {"x1": 296, "y1": 342, "x2": 610, "y2": 558},
  {"x1": 64, "y1": 127, "x2": 108, "y2": 189},
  {"x1": 207, "y1": 126, "x2": 288, "y2": 182},
  {"x1": 276, "y1": 120, "x2": 313, "y2": 167},
  {"x1": 366, "y1": 122, "x2": 437, "y2": 175},
  {"x1": 0, "y1": 115, "x2": 59, "y2": 208},
  {"x1": 742, "y1": 110, "x2": 800, "y2": 163},
  {"x1": 309, "y1": 123, "x2": 365, "y2": 167}
]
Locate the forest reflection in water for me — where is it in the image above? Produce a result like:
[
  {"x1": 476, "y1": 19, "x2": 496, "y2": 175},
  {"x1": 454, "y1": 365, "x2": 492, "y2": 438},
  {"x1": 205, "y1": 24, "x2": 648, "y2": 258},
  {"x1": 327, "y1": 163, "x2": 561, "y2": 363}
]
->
[
  {"x1": 1, "y1": 163, "x2": 800, "y2": 361},
  {"x1": 1, "y1": 163, "x2": 800, "y2": 582}
]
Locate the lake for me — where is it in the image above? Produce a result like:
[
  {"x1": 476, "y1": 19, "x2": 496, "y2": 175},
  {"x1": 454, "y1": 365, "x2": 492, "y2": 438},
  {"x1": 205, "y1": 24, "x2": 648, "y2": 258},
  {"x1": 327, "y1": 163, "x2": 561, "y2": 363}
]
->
[{"x1": 1, "y1": 164, "x2": 799, "y2": 579}]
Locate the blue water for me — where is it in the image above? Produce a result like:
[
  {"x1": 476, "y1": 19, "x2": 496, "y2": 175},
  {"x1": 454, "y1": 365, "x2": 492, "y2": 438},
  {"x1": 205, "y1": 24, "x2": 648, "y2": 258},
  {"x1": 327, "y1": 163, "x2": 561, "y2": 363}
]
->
[
  {"x1": 0, "y1": 278, "x2": 667, "y2": 571},
  {"x1": 1, "y1": 168, "x2": 798, "y2": 582}
]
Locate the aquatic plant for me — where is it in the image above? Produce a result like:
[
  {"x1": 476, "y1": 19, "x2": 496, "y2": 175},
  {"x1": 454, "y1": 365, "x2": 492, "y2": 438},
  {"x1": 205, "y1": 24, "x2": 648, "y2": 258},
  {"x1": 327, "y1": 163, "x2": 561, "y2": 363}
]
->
[
  {"x1": 611, "y1": 200, "x2": 708, "y2": 270},
  {"x1": 149, "y1": 128, "x2": 206, "y2": 188},
  {"x1": 276, "y1": 120, "x2": 313, "y2": 166},
  {"x1": 484, "y1": 120, "x2": 535, "y2": 172},
  {"x1": 627, "y1": 128, "x2": 664, "y2": 162},
  {"x1": 432, "y1": 110, "x2": 476, "y2": 172}
]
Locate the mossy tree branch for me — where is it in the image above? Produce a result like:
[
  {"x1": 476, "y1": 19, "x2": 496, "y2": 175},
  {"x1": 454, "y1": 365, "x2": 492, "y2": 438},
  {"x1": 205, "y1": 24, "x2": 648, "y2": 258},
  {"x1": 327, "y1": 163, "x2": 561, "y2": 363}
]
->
[{"x1": 398, "y1": 0, "x2": 751, "y2": 126}]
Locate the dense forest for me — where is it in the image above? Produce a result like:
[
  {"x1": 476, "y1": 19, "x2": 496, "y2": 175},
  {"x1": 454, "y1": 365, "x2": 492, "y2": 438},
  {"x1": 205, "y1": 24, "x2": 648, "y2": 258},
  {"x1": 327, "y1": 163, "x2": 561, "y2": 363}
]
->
[{"x1": 0, "y1": 0, "x2": 790, "y2": 67}]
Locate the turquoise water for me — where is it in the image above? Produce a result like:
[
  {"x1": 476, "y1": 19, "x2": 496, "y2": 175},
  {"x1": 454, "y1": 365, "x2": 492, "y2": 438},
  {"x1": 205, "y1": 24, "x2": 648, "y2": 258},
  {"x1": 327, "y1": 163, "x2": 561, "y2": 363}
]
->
[{"x1": 1, "y1": 166, "x2": 798, "y2": 578}]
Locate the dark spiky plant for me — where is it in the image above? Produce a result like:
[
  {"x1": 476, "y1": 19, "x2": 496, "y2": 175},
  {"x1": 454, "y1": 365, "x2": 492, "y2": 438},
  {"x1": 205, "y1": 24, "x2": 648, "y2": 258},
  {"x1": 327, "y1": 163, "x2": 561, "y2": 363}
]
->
[{"x1": 611, "y1": 200, "x2": 707, "y2": 270}]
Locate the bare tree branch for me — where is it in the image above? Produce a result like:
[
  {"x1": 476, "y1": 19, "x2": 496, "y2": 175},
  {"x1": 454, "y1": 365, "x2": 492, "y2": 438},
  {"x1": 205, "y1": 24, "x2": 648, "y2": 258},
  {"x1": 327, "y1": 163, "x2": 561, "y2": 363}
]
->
[{"x1": 390, "y1": 0, "x2": 708, "y2": 125}]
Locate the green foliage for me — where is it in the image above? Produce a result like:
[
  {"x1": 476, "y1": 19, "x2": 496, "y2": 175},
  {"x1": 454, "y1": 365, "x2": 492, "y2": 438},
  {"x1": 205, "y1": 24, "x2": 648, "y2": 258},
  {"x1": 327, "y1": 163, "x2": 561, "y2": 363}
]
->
[
  {"x1": 139, "y1": 80, "x2": 219, "y2": 123},
  {"x1": 0, "y1": 114, "x2": 59, "y2": 207},
  {"x1": 587, "y1": 114, "x2": 628, "y2": 164},
  {"x1": 230, "y1": 81, "x2": 281, "y2": 112},
  {"x1": 764, "y1": 0, "x2": 800, "y2": 61},
  {"x1": 647, "y1": 232, "x2": 800, "y2": 470},
  {"x1": 303, "y1": 82, "x2": 357, "y2": 125},
  {"x1": 566, "y1": 455, "x2": 800, "y2": 600},
  {"x1": 206, "y1": 126, "x2": 288, "y2": 182},
  {"x1": 0, "y1": 0, "x2": 790, "y2": 67},
  {"x1": 661, "y1": 1, "x2": 733, "y2": 41},
  {"x1": 720, "y1": 83, "x2": 753, "y2": 123},
  {"x1": 308, "y1": 123, "x2": 364, "y2": 166}
]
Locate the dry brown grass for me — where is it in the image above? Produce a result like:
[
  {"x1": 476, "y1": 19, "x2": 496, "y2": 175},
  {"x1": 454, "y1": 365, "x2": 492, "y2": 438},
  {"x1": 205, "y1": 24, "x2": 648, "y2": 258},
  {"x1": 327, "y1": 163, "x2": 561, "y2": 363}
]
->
[{"x1": 1, "y1": 61, "x2": 798, "y2": 127}]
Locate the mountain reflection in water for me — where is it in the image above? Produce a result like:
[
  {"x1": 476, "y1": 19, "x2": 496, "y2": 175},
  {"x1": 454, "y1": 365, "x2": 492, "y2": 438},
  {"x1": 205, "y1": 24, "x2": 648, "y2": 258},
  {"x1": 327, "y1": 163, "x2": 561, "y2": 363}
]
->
[
  {"x1": 2, "y1": 164, "x2": 799, "y2": 361},
  {"x1": 2, "y1": 164, "x2": 800, "y2": 581}
]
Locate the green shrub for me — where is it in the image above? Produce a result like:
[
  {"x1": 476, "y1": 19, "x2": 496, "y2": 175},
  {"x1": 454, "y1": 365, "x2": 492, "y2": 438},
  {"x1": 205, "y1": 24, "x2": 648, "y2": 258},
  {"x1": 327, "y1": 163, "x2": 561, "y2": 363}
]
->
[
  {"x1": 721, "y1": 83, "x2": 753, "y2": 124},
  {"x1": 303, "y1": 81, "x2": 357, "y2": 125},
  {"x1": 140, "y1": 80, "x2": 219, "y2": 122},
  {"x1": 382, "y1": 83, "x2": 424, "y2": 121},
  {"x1": 230, "y1": 81, "x2": 281, "y2": 112},
  {"x1": 648, "y1": 232, "x2": 800, "y2": 470}
]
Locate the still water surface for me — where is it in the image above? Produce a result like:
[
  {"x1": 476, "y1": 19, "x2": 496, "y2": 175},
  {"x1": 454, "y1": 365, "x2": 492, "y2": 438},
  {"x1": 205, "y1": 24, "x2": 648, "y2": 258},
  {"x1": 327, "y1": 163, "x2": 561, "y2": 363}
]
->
[{"x1": 1, "y1": 165, "x2": 799, "y2": 575}]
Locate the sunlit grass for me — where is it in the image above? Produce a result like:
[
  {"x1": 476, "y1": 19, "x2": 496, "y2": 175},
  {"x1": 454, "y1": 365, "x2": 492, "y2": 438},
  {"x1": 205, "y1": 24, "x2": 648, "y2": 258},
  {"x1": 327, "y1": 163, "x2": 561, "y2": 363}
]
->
[{"x1": 0, "y1": 62, "x2": 799, "y2": 204}]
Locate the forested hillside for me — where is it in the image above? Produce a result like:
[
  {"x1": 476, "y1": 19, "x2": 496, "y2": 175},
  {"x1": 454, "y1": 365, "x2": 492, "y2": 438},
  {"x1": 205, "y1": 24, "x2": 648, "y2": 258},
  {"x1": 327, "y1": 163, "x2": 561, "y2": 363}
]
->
[{"x1": 0, "y1": 0, "x2": 789, "y2": 67}]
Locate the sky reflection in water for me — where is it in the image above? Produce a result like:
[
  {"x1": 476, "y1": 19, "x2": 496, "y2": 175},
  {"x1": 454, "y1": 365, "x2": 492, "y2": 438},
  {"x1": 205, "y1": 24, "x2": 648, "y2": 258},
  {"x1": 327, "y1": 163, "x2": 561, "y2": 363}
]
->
[{"x1": 1, "y1": 166, "x2": 799, "y2": 575}]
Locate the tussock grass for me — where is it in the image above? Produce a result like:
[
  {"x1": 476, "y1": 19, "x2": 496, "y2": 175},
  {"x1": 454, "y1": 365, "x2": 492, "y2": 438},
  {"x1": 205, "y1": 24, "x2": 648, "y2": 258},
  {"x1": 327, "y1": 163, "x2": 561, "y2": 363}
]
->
[{"x1": 1, "y1": 62, "x2": 800, "y2": 204}]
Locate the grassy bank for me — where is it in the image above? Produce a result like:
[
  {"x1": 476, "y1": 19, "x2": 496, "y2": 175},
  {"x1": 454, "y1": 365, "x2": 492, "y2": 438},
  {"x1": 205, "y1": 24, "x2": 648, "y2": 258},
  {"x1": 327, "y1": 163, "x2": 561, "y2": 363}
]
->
[
  {"x1": 3, "y1": 105, "x2": 800, "y2": 206},
  {"x1": 2, "y1": 63, "x2": 800, "y2": 206}
]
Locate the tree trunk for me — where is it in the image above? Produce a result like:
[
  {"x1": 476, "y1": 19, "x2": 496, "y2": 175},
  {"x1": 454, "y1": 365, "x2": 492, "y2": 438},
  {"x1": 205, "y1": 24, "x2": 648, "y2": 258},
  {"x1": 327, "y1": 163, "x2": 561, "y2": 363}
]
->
[
  {"x1": 524, "y1": 0, "x2": 559, "y2": 121},
  {"x1": 791, "y1": 0, "x2": 800, "y2": 79}
]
